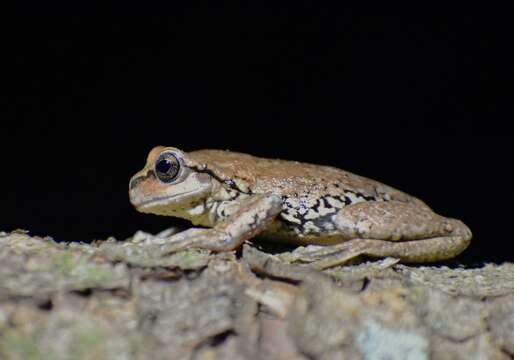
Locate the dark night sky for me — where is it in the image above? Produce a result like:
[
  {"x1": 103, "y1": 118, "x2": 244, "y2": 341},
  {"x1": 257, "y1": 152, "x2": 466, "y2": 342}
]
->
[{"x1": 3, "y1": 9, "x2": 514, "y2": 265}]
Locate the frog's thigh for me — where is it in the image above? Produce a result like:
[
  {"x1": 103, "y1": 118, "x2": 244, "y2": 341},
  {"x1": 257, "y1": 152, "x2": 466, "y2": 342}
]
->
[
  {"x1": 303, "y1": 201, "x2": 472, "y2": 269},
  {"x1": 334, "y1": 200, "x2": 470, "y2": 241}
]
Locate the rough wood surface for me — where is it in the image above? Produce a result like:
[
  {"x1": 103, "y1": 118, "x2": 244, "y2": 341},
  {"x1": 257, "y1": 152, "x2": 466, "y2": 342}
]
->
[{"x1": 0, "y1": 230, "x2": 513, "y2": 359}]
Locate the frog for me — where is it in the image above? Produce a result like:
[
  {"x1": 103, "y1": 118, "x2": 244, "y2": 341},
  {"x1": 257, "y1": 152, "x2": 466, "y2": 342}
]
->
[{"x1": 129, "y1": 146, "x2": 472, "y2": 269}]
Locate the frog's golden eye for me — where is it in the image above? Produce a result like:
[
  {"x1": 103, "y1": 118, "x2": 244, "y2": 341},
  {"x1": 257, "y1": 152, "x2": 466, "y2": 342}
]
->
[{"x1": 155, "y1": 152, "x2": 181, "y2": 183}]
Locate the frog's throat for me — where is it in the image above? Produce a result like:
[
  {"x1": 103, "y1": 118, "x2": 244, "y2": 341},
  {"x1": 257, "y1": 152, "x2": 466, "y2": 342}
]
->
[{"x1": 135, "y1": 189, "x2": 200, "y2": 209}]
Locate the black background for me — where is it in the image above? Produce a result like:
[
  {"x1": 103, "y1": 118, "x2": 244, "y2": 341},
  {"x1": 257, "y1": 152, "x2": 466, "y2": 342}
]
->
[{"x1": 3, "y1": 9, "x2": 514, "y2": 264}]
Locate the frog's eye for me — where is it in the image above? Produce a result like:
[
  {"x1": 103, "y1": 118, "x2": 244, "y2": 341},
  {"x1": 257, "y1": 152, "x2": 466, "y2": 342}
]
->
[{"x1": 155, "y1": 152, "x2": 181, "y2": 183}]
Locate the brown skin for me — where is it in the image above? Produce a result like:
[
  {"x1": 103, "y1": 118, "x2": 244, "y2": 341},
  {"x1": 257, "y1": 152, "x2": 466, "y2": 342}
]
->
[{"x1": 129, "y1": 146, "x2": 472, "y2": 269}]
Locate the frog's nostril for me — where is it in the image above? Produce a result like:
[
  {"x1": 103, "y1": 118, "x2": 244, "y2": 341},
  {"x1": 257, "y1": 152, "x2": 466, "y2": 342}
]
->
[
  {"x1": 129, "y1": 176, "x2": 143, "y2": 190},
  {"x1": 129, "y1": 170, "x2": 156, "y2": 190}
]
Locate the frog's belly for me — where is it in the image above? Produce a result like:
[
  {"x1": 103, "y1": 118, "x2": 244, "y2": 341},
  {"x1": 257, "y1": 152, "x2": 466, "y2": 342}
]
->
[{"x1": 260, "y1": 220, "x2": 349, "y2": 246}]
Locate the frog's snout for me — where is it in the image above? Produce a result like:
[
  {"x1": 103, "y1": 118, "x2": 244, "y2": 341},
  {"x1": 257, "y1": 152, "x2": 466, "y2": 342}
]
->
[
  {"x1": 129, "y1": 170, "x2": 157, "y2": 207},
  {"x1": 446, "y1": 218, "x2": 472, "y2": 242}
]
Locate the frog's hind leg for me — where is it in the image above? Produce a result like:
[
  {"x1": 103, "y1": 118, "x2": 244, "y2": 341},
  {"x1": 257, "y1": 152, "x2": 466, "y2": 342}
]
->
[
  {"x1": 295, "y1": 200, "x2": 472, "y2": 269},
  {"x1": 296, "y1": 235, "x2": 470, "y2": 269}
]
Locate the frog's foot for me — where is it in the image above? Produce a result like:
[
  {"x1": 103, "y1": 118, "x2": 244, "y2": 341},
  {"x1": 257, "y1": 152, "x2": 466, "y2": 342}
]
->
[{"x1": 292, "y1": 234, "x2": 471, "y2": 270}]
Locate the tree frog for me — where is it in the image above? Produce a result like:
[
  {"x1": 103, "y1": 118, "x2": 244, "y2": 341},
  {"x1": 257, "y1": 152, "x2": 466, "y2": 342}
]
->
[{"x1": 129, "y1": 146, "x2": 471, "y2": 269}]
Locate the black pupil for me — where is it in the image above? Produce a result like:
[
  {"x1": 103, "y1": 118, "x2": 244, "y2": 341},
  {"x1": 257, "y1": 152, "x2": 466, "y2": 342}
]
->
[{"x1": 156, "y1": 159, "x2": 172, "y2": 174}]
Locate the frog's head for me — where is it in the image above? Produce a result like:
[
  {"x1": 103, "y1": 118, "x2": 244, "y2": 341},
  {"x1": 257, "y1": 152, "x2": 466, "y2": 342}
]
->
[{"x1": 129, "y1": 146, "x2": 213, "y2": 216}]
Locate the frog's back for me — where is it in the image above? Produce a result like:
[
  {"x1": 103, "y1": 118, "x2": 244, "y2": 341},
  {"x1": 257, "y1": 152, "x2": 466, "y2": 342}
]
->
[{"x1": 188, "y1": 149, "x2": 418, "y2": 204}]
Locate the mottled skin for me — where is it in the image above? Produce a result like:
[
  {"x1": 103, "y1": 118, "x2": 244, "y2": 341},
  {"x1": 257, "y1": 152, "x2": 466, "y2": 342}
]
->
[{"x1": 129, "y1": 146, "x2": 472, "y2": 269}]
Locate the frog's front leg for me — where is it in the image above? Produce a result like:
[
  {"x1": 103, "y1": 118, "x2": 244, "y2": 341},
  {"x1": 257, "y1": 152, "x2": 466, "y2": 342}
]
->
[
  {"x1": 161, "y1": 193, "x2": 282, "y2": 253},
  {"x1": 293, "y1": 201, "x2": 472, "y2": 269}
]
